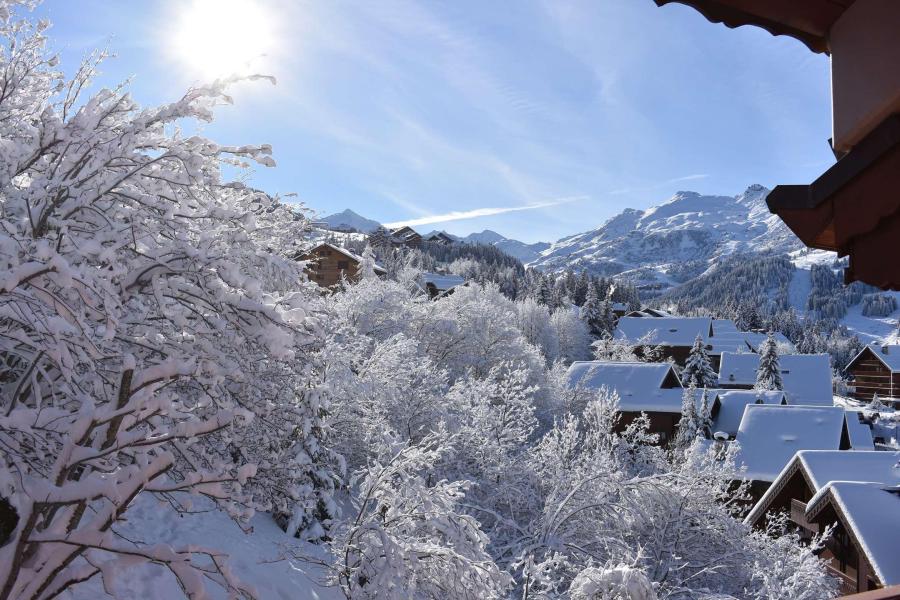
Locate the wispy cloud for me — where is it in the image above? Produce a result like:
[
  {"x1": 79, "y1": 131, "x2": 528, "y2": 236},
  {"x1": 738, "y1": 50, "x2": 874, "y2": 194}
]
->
[
  {"x1": 608, "y1": 174, "x2": 710, "y2": 195},
  {"x1": 384, "y1": 195, "x2": 587, "y2": 228}
]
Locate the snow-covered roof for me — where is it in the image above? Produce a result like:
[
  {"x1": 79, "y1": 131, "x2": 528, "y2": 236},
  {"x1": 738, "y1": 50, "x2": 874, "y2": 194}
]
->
[
  {"x1": 712, "y1": 319, "x2": 740, "y2": 335},
  {"x1": 614, "y1": 317, "x2": 712, "y2": 347},
  {"x1": 309, "y1": 242, "x2": 387, "y2": 273},
  {"x1": 710, "y1": 390, "x2": 786, "y2": 438},
  {"x1": 847, "y1": 343, "x2": 900, "y2": 373},
  {"x1": 734, "y1": 405, "x2": 847, "y2": 482},
  {"x1": 420, "y1": 272, "x2": 466, "y2": 291},
  {"x1": 717, "y1": 352, "x2": 833, "y2": 406},
  {"x1": 566, "y1": 361, "x2": 684, "y2": 413},
  {"x1": 844, "y1": 410, "x2": 875, "y2": 450},
  {"x1": 739, "y1": 331, "x2": 790, "y2": 351},
  {"x1": 797, "y1": 450, "x2": 900, "y2": 490},
  {"x1": 704, "y1": 335, "x2": 754, "y2": 356},
  {"x1": 805, "y1": 481, "x2": 900, "y2": 586}
]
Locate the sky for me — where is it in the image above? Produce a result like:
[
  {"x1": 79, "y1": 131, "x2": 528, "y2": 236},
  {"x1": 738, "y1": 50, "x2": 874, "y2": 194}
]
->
[{"x1": 34, "y1": 0, "x2": 833, "y2": 243}]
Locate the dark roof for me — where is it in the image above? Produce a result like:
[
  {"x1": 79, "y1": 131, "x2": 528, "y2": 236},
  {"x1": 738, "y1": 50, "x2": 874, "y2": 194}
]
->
[
  {"x1": 766, "y1": 115, "x2": 900, "y2": 290},
  {"x1": 652, "y1": 0, "x2": 856, "y2": 54}
]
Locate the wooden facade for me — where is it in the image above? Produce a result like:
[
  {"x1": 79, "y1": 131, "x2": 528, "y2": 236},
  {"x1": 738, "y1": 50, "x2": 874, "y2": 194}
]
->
[
  {"x1": 299, "y1": 243, "x2": 385, "y2": 288},
  {"x1": 390, "y1": 226, "x2": 423, "y2": 249},
  {"x1": 807, "y1": 494, "x2": 886, "y2": 594},
  {"x1": 616, "y1": 368, "x2": 683, "y2": 444},
  {"x1": 845, "y1": 346, "x2": 900, "y2": 406}
]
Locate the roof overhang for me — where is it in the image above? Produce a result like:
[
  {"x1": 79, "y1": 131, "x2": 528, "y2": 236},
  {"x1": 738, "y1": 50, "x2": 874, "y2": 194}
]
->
[
  {"x1": 652, "y1": 0, "x2": 855, "y2": 54},
  {"x1": 766, "y1": 115, "x2": 900, "y2": 290}
]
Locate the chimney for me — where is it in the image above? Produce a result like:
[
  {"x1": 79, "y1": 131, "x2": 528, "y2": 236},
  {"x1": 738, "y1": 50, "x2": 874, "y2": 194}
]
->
[{"x1": 882, "y1": 344, "x2": 890, "y2": 355}]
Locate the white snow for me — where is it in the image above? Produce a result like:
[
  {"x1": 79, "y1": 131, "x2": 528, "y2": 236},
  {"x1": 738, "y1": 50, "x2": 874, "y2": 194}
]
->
[
  {"x1": 710, "y1": 390, "x2": 786, "y2": 438},
  {"x1": 844, "y1": 410, "x2": 875, "y2": 450},
  {"x1": 64, "y1": 495, "x2": 342, "y2": 600},
  {"x1": 734, "y1": 405, "x2": 847, "y2": 482},
  {"x1": 614, "y1": 316, "x2": 712, "y2": 346},
  {"x1": 566, "y1": 361, "x2": 684, "y2": 413},
  {"x1": 718, "y1": 352, "x2": 833, "y2": 406}
]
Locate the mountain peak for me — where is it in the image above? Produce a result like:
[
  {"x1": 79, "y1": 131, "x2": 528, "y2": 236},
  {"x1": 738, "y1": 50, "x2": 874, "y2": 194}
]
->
[{"x1": 321, "y1": 209, "x2": 382, "y2": 233}]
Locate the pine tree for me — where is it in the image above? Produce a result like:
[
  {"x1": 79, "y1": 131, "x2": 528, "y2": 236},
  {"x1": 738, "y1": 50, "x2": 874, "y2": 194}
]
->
[
  {"x1": 681, "y1": 334, "x2": 718, "y2": 388},
  {"x1": 574, "y1": 271, "x2": 590, "y2": 306},
  {"x1": 581, "y1": 284, "x2": 603, "y2": 335},
  {"x1": 697, "y1": 387, "x2": 712, "y2": 438},
  {"x1": 755, "y1": 332, "x2": 783, "y2": 391},
  {"x1": 675, "y1": 383, "x2": 700, "y2": 451}
]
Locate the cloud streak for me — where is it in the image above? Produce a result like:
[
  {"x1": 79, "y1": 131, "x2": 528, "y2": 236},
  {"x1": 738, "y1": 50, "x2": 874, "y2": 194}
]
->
[{"x1": 384, "y1": 195, "x2": 587, "y2": 228}]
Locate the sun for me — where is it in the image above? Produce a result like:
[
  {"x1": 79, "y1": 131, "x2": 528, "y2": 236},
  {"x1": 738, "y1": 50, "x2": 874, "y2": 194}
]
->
[{"x1": 171, "y1": 0, "x2": 275, "y2": 79}]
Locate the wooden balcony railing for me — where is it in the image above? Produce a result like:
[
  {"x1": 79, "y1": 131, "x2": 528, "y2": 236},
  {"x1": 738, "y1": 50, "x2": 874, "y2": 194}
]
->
[{"x1": 827, "y1": 566, "x2": 858, "y2": 596}]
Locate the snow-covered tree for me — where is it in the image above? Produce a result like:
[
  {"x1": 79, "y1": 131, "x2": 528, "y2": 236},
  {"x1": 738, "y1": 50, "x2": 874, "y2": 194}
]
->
[
  {"x1": 696, "y1": 387, "x2": 713, "y2": 438},
  {"x1": 681, "y1": 334, "x2": 717, "y2": 388},
  {"x1": 0, "y1": 5, "x2": 336, "y2": 596},
  {"x1": 755, "y1": 332, "x2": 783, "y2": 391},
  {"x1": 359, "y1": 244, "x2": 378, "y2": 279},
  {"x1": 331, "y1": 434, "x2": 511, "y2": 600},
  {"x1": 550, "y1": 307, "x2": 592, "y2": 364},
  {"x1": 517, "y1": 297, "x2": 559, "y2": 363},
  {"x1": 674, "y1": 384, "x2": 701, "y2": 451}
]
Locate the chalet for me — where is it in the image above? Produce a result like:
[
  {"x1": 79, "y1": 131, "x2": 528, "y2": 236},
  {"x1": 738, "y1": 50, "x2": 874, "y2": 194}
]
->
[
  {"x1": 733, "y1": 404, "x2": 850, "y2": 499},
  {"x1": 845, "y1": 344, "x2": 900, "y2": 407},
  {"x1": 717, "y1": 352, "x2": 833, "y2": 406},
  {"x1": 298, "y1": 243, "x2": 386, "y2": 288},
  {"x1": 651, "y1": 1, "x2": 900, "y2": 290},
  {"x1": 611, "y1": 302, "x2": 629, "y2": 318},
  {"x1": 426, "y1": 232, "x2": 455, "y2": 245},
  {"x1": 419, "y1": 272, "x2": 466, "y2": 299},
  {"x1": 390, "y1": 226, "x2": 423, "y2": 249},
  {"x1": 614, "y1": 316, "x2": 713, "y2": 365},
  {"x1": 744, "y1": 450, "x2": 900, "y2": 595},
  {"x1": 708, "y1": 390, "x2": 787, "y2": 440},
  {"x1": 566, "y1": 361, "x2": 684, "y2": 443}
]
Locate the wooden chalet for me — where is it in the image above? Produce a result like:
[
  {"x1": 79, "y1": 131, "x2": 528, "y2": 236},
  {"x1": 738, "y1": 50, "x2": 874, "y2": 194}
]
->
[
  {"x1": 566, "y1": 361, "x2": 685, "y2": 444},
  {"x1": 426, "y1": 232, "x2": 455, "y2": 245},
  {"x1": 845, "y1": 344, "x2": 900, "y2": 407},
  {"x1": 653, "y1": 0, "x2": 900, "y2": 290},
  {"x1": 390, "y1": 226, "x2": 423, "y2": 249},
  {"x1": 744, "y1": 451, "x2": 900, "y2": 595},
  {"x1": 614, "y1": 316, "x2": 713, "y2": 366},
  {"x1": 298, "y1": 243, "x2": 386, "y2": 288},
  {"x1": 717, "y1": 352, "x2": 834, "y2": 405},
  {"x1": 733, "y1": 404, "x2": 851, "y2": 500},
  {"x1": 419, "y1": 272, "x2": 466, "y2": 299}
]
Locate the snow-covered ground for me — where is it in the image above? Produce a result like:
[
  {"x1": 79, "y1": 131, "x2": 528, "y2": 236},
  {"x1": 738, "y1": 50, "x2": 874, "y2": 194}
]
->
[
  {"x1": 789, "y1": 249, "x2": 900, "y2": 344},
  {"x1": 64, "y1": 496, "x2": 342, "y2": 600}
]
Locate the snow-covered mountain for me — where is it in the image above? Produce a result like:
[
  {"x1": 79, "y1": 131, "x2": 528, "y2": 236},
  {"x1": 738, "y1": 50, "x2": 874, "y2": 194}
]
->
[
  {"x1": 320, "y1": 209, "x2": 382, "y2": 233},
  {"x1": 529, "y1": 184, "x2": 802, "y2": 291},
  {"x1": 460, "y1": 230, "x2": 550, "y2": 262}
]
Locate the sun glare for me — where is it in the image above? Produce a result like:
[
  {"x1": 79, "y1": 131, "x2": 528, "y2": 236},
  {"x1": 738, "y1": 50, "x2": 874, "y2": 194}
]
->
[{"x1": 171, "y1": 0, "x2": 275, "y2": 79}]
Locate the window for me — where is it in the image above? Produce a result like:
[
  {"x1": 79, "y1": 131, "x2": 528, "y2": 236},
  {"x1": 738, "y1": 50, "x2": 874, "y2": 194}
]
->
[{"x1": 337, "y1": 260, "x2": 350, "y2": 270}]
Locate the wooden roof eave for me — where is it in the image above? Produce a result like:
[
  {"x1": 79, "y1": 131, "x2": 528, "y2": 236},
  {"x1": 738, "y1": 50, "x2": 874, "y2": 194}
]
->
[
  {"x1": 766, "y1": 115, "x2": 900, "y2": 289},
  {"x1": 651, "y1": 0, "x2": 849, "y2": 55}
]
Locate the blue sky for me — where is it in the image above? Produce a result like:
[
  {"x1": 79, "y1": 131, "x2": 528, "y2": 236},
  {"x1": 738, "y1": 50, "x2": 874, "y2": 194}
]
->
[{"x1": 35, "y1": 0, "x2": 833, "y2": 243}]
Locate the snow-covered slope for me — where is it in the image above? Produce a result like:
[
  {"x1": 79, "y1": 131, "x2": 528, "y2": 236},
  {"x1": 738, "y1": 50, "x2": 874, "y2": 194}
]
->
[
  {"x1": 320, "y1": 209, "x2": 381, "y2": 233},
  {"x1": 530, "y1": 184, "x2": 801, "y2": 289}
]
